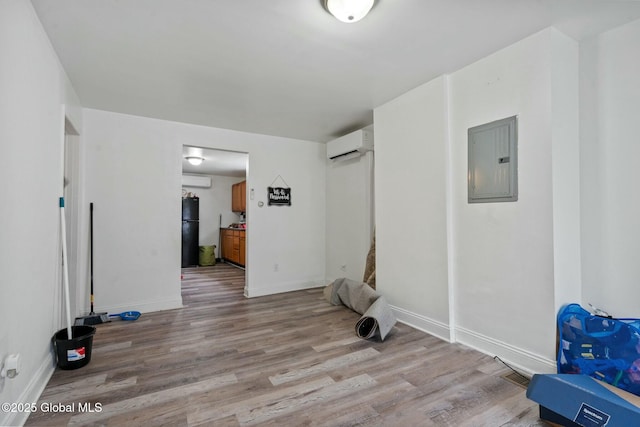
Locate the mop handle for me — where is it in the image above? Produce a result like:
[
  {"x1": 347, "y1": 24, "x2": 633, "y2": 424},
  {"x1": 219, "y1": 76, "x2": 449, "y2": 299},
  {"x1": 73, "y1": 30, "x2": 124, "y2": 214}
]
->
[
  {"x1": 90, "y1": 202, "x2": 94, "y2": 314},
  {"x1": 59, "y1": 197, "x2": 73, "y2": 339}
]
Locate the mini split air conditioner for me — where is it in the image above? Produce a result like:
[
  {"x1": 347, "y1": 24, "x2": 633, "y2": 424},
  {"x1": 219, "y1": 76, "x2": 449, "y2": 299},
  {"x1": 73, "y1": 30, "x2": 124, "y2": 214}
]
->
[
  {"x1": 327, "y1": 129, "x2": 374, "y2": 161},
  {"x1": 182, "y1": 174, "x2": 211, "y2": 188}
]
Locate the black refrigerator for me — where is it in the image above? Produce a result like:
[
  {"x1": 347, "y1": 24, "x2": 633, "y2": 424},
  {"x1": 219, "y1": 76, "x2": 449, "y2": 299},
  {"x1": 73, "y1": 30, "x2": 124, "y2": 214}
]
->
[{"x1": 181, "y1": 197, "x2": 199, "y2": 267}]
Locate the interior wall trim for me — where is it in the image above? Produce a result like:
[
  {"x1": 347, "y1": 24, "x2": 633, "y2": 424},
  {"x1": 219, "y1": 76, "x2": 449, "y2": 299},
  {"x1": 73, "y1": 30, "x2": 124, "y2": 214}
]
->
[
  {"x1": 390, "y1": 305, "x2": 451, "y2": 343},
  {"x1": 455, "y1": 326, "x2": 556, "y2": 376},
  {"x1": 0, "y1": 355, "x2": 55, "y2": 427},
  {"x1": 99, "y1": 297, "x2": 184, "y2": 316},
  {"x1": 389, "y1": 305, "x2": 556, "y2": 376},
  {"x1": 246, "y1": 279, "x2": 325, "y2": 298}
]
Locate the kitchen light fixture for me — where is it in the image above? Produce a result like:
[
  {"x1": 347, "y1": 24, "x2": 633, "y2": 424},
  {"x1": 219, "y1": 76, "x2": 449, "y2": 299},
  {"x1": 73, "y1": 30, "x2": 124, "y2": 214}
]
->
[
  {"x1": 325, "y1": 0, "x2": 375, "y2": 23},
  {"x1": 185, "y1": 156, "x2": 204, "y2": 166}
]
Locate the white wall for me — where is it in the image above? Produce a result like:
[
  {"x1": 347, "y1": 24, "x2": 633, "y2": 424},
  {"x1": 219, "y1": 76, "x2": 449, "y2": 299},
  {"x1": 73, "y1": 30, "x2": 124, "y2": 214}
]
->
[
  {"x1": 325, "y1": 151, "x2": 374, "y2": 283},
  {"x1": 374, "y1": 76, "x2": 451, "y2": 340},
  {"x1": 84, "y1": 109, "x2": 326, "y2": 304},
  {"x1": 84, "y1": 111, "x2": 184, "y2": 314},
  {"x1": 450, "y1": 28, "x2": 576, "y2": 372},
  {"x1": 183, "y1": 174, "x2": 244, "y2": 258},
  {"x1": 580, "y1": 19, "x2": 640, "y2": 318},
  {"x1": 374, "y1": 29, "x2": 580, "y2": 374},
  {"x1": 550, "y1": 31, "x2": 582, "y2": 311},
  {"x1": 0, "y1": 2, "x2": 83, "y2": 426}
]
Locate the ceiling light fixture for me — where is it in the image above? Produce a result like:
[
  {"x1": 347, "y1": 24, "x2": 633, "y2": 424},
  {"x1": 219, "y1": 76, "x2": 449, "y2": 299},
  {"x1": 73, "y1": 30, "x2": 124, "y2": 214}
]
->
[
  {"x1": 325, "y1": 0, "x2": 375, "y2": 23},
  {"x1": 186, "y1": 156, "x2": 204, "y2": 166}
]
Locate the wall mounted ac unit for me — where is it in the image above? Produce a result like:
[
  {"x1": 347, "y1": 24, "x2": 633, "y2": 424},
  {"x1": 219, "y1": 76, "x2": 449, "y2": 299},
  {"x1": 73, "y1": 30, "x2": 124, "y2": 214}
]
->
[
  {"x1": 182, "y1": 174, "x2": 211, "y2": 188},
  {"x1": 327, "y1": 129, "x2": 374, "y2": 161}
]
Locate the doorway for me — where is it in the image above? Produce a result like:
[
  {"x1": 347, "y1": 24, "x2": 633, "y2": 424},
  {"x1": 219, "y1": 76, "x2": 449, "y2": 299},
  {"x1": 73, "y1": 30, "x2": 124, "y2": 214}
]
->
[{"x1": 181, "y1": 146, "x2": 248, "y2": 275}]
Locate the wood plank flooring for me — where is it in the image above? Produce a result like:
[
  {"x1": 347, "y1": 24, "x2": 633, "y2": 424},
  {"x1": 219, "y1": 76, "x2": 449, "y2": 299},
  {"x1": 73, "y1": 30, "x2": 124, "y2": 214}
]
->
[{"x1": 26, "y1": 264, "x2": 546, "y2": 426}]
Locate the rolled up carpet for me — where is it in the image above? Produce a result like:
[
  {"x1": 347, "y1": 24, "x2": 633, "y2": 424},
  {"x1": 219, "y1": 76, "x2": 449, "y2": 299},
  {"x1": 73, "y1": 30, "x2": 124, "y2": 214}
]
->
[{"x1": 325, "y1": 278, "x2": 396, "y2": 340}]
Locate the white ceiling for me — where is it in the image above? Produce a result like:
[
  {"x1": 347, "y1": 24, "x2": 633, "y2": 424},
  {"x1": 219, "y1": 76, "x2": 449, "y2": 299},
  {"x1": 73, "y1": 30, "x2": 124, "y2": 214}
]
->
[
  {"x1": 31, "y1": 0, "x2": 640, "y2": 143},
  {"x1": 182, "y1": 146, "x2": 247, "y2": 177}
]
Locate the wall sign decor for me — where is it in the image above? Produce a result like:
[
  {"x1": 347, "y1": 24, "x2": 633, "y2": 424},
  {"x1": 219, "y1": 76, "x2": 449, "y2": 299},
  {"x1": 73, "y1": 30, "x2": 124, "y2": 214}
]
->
[
  {"x1": 268, "y1": 187, "x2": 291, "y2": 206},
  {"x1": 268, "y1": 175, "x2": 291, "y2": 206}
]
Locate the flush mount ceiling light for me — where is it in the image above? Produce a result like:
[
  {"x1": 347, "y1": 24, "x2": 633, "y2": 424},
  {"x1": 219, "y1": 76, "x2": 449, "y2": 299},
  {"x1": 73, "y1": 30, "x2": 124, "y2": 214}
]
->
[
  {"x1": 185, "y1": 156, "x2": 204, "y2": 166},
  {"x1": 325, "y1": 0, "x2": 375, "y2": 23}
]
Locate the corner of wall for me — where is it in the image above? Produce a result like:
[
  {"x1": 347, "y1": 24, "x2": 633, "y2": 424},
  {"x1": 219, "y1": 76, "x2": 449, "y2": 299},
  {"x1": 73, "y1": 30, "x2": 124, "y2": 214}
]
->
[
  {"x1": 455, "y1": 326, "x2": 556, "y2": 376},
  {"x1": 550, "y1": 26, "x2": 582, "y2": 311},
  {"x1": 0, "y1": 356, "x2": 55, "y2": 427},
  {"x1": 391, "y1": 305, "x2": 451, "y2": 343}
]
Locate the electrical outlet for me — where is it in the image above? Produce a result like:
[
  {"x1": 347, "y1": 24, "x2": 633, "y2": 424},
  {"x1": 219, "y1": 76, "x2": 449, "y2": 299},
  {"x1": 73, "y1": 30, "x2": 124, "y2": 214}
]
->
[
  {"x1": 273, "y1": 263, "x2": 279, "y2": 272},
  {"x1": 0, "y1": 354, "x2": 20, "y2": 379}
]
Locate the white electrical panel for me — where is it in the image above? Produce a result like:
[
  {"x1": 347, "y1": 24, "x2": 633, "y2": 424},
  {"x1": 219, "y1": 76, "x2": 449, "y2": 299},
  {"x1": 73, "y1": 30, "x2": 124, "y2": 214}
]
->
[{"x1": 468, "y1": 116, "x2": 518, "y2": 203}]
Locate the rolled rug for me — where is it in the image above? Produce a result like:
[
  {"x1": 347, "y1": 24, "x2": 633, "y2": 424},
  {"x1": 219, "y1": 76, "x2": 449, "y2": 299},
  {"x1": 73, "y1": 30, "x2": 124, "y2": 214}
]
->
[
  {"x1": 326, "y1": 278, "x2": 396, "y2": 341},
  {"x1": 356, "y1": 297, "x2": 395, "y2": 340}
]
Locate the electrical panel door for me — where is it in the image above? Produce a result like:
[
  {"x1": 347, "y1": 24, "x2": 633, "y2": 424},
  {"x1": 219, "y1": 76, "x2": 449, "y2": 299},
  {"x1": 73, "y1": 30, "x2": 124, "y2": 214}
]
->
[{"x1": 468, "y1": 116, "x2": 518, "y2": 203}]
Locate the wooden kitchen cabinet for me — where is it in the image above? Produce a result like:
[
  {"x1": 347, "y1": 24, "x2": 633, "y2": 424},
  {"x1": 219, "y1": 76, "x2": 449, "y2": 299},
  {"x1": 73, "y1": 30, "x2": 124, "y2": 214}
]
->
[
  {"x1": 222, "y1": 230, "x2": 234, "y2": 261},
  {"x1": 231, "y1": 183, "x2": 241, "y2": 212},
  {"x1": 239, "y1": 232, "x2": 246, "y2": 266},
  {"x1": 220, "y1": 228, "x2": 245, "y2": 267},
  {"x1": 240, "y1": 183, "x2": 246, "y2": 211},
  {"x1": 231, "y1": 180, "x2": 246, "y2": 213}
]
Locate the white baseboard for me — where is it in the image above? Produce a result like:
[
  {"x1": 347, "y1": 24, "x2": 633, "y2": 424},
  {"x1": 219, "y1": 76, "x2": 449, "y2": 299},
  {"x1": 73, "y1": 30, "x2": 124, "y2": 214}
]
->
[
  {"x1": 1, "y1": 355, "x2": 55, "y2": 427},
  {"x1": 390, "y1": 305, "x2": 452, "y2": 343},
  {"x1": 97, "y1": 297, "x2": 184, "y2": 316},
  {"x1": 246, "y1": 279, "x2": 325, "y2": 298},
  {"x1": 388, "y1": 305, "x2": 556, "y2": 377},
  {"x1": 455, "y1": 326, "x2": 556, "y2": 376}
]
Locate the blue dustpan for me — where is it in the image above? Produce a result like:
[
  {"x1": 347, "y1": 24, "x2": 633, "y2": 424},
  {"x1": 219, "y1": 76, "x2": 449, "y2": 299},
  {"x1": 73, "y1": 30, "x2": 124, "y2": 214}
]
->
[{"x1": 109, "y1": 311, "x2": 141, "y2": 321}]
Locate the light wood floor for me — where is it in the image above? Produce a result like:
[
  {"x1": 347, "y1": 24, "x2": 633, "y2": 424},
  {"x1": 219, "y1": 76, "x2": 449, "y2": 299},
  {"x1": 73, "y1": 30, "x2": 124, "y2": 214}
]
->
[{"x1": 26, "y1": 264, "x2": 546, "y2": 426}]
